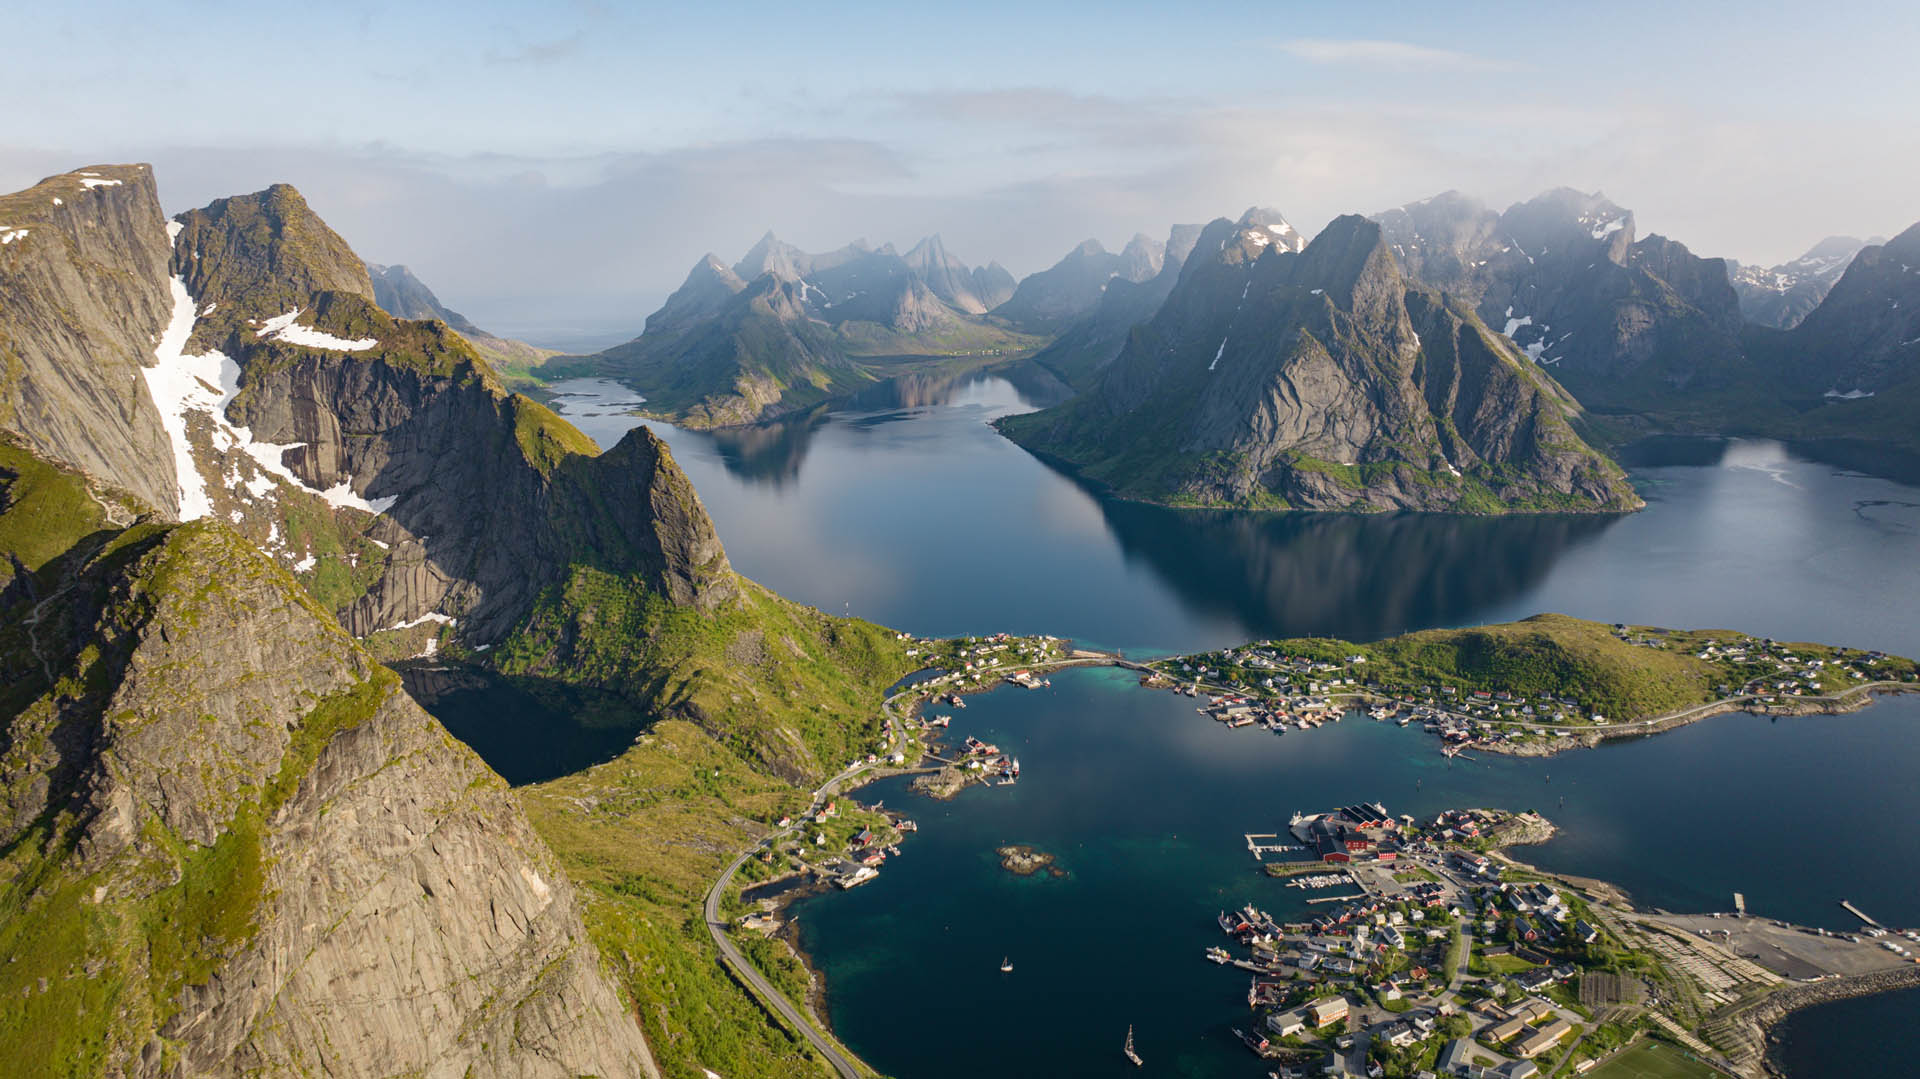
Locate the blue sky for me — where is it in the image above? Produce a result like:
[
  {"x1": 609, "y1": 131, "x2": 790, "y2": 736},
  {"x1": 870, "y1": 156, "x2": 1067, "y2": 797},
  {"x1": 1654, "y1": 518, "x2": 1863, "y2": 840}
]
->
[{"x1": 7, "y1": 0, "x2": 1916, "y2": 342}]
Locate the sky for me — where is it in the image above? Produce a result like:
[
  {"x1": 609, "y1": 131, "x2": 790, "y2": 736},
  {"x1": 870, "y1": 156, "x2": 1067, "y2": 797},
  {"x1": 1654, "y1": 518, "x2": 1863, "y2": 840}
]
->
[{"x1": 7, "y1": 0, "x2": 1917, "y2": 346}]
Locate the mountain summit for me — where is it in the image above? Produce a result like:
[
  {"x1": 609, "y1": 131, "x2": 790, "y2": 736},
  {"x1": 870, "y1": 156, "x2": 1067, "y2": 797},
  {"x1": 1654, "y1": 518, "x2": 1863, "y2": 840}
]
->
[{"x1": 997, "y1": 213, "x2": 1640, "y2": 514}]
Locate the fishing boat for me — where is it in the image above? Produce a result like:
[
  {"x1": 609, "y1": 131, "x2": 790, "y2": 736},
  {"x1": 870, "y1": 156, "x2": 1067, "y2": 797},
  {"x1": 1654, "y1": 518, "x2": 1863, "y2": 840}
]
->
[
  {"x1": 1000, "y1": 956, "x2": 1012, "y2": 973},
  {"x1": 1124, "y1": 1025, "x2": 1143, "y2": 1066}
]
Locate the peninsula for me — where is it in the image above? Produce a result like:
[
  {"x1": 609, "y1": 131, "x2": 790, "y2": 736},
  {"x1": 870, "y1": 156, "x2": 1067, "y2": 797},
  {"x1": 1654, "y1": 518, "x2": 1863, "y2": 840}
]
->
[{"x1": 1146, "y1": 614, "x2": 1919, "y2": 757}]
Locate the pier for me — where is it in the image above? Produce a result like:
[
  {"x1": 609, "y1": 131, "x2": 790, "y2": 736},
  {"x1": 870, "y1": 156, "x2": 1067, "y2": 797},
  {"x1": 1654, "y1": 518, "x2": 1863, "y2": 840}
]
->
[
  {"x1": 1840, "y1": 899, "x2": 1883, "y2": 929},
  {"x1": 1305, "y1": 893, "x2": 1367, "y2": 904},
  {"x1": 1244, "y1": 833, "x2": 1303, "y2": 860}
]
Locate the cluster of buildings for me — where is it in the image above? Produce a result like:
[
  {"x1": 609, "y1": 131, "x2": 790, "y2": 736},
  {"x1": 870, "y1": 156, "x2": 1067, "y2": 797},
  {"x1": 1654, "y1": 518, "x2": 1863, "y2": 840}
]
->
[{"x1": 1291, "y1": 803, "x2": 1406, "y2": 864}]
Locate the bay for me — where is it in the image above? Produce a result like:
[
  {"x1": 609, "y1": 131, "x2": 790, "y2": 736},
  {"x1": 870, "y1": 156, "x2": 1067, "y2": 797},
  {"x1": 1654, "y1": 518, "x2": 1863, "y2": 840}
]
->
[{"x1": 512, "y1": 375, "x2": 1920, "y2": 1077}]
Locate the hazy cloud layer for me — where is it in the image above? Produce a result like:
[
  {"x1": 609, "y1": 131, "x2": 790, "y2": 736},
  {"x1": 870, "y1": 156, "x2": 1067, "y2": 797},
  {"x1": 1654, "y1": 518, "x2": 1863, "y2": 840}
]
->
[{"x1": 6, "y1": 4, "x2": 1915, "y2": 349}]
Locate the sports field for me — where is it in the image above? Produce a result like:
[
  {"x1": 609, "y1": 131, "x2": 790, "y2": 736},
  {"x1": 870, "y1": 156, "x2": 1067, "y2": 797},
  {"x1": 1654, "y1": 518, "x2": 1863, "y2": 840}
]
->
[{"x1": 1582, "y1": 1039, "x2": 1723, "y2": 1079}]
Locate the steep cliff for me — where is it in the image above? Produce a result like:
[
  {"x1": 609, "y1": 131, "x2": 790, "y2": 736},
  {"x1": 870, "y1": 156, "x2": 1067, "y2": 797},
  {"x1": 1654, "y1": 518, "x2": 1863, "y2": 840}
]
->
[
  {"x1": 151, "y1": 183, "x2": 737, "y2": 646},
  {"x1": 1728, "y1": 236, "x2": 1872, "y2": 330},
  {"x1": 1373, "y1": 188, "x2": 1750, "y2": 409},
  {"x1": 0, "y1": 445, "x2": 654, "y2": 1078},
  {"x1": 1027, "y1": 219, "x2": 1212, "y2": 389},
  {"x1": 997, "y1": 215, "x2": 1640, "y2": 513},
  {"x1": 0, "y1": 165, "x2": 179, "y2": 516}
]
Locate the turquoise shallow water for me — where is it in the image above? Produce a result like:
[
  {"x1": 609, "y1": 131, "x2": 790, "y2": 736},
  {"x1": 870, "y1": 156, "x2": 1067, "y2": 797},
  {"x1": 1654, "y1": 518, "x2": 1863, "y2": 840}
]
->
[{"x1": 430, "y1": 376, "x2": 1920, "y2": 1077}]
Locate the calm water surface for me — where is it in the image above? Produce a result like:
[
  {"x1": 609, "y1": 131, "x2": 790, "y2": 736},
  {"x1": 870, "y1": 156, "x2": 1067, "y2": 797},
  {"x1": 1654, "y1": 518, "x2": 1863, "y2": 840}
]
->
[{"x1": 522, "y1": 376, "x2": 1920, "y2": 1076}]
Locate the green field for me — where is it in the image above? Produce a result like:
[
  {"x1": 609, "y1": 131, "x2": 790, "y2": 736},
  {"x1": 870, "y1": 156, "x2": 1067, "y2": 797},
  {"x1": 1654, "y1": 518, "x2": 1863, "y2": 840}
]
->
[{"x1": 1583, "y1": 1039, "x2": 1723, "y2": 1079}]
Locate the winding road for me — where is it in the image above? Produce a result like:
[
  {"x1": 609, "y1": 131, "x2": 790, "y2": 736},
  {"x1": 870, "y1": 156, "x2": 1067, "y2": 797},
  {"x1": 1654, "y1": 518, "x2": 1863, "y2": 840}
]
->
[{"x1": 701, "y1": 649, "x2": 1123, "y2": 1077}]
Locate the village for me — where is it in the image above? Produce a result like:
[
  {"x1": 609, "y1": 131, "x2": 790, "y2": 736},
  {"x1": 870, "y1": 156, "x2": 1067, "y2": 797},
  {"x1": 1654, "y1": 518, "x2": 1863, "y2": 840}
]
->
[
  {"x1": 1147, "y1": 625, "x2": 1919, "y2": 758},
  {"x1": 731, "y1": 632, "x2": 1073, "y2": 901},
  {"x1": 1198, "y1": 802, "x2": 1920, "y2": 1079}
]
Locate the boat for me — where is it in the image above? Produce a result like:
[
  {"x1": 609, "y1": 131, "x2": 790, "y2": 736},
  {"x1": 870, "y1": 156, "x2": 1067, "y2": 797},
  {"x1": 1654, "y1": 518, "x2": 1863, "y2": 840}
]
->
[
  {"x1": 1217, "y1": 910, "x2": 1242, "y2": 934},
  {"x1": 1205, "y1": 946, "x2": 1231, "y2": 964},
  {"x1": 1124, "y1": 1025, "x2": 1143, "y2": 1066},
  {"x1": 1009, "y1": 757, "x2": 1021, "y2": 777},
  {"x1": 1000, "y1": 956, "x2": 1013, "y2": 973},
  {"x1": 1233, "y1": 1027, "x2": 1270, "y2": 1055}
]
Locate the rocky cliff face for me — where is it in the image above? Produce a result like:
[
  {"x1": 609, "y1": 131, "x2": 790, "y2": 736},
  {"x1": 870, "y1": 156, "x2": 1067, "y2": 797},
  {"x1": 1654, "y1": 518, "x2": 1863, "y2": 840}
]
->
[
  {"x1": 0, "y1": 165, "x2": 180, "y2": 516},
  {"x1": 367, "y1": 262, "x2": 485, "y2": 336},
  {"x1": 1026, "y1": 219, "x2": 1210, "y2": 389},
  {"x1": 997, "y1": 215, "x2": 1640, "y2": 513},
  {"x1": 1373, "y1": 188, "x2": 1749, "y2": 408},
  {"x1": 1778, "y1": 223, "x2": 1920, "y2": 394},
  {"x1": 1728, "y1": 235, "x2": 1873, "y2": 330},
  {"x1": 0, "y1": 448, "x2": 653, "y2": 1078}
]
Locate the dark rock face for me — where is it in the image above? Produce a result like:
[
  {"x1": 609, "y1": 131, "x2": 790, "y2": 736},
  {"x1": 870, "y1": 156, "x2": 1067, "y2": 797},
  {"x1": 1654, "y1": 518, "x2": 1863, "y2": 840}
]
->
[
  {"x1": 367, "y1": 262, "x2": 485, "y2": 336},
  {"x1": 1729, "y1": 236, "x2": 1873, "y2": 329},
  {"x1": 153, "y1": 185, "x2": 735, "y2": 640},
  {"x1": 998, "y1": 215, "x2": 1639, "y2": 514},
  {"x1": 1779, "y1": 223, "x2": 1920, "y2": 395},
  {"x1": 1372, "y1": 188, "x2": 1748, "y2": 408},
  {"x1": 0, "y1": 164, "x2": 180, "y2": 515},
  {"x1": 0, "y1": 502, "x2": 654, "y2": 1077},
  {"x1": 1027, "y1": 220, "x2": 1210, "y2": 389}
]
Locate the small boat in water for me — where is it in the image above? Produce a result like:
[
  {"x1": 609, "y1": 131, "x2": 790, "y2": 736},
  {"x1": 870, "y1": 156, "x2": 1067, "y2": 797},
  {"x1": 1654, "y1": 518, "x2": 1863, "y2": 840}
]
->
[
  {"x1": 1124, "y1": 1025, "x2": 1143, "y2": 1066},
  {"x1": 1000, "y1": 956, "x2": 1013, "y2": 973}
]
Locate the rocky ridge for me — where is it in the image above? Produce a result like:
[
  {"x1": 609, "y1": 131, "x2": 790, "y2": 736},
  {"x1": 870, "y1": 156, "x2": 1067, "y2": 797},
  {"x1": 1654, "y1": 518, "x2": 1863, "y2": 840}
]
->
[
  {"x1": 997, "y1": 214, "x2": 1640, "y2": 513},
  {"x1": 0, "y1": 165, "x2": 181, "y2": 516},
  {"x1": 0, "y1": 445, "x2": 654, "y2": 1078}
]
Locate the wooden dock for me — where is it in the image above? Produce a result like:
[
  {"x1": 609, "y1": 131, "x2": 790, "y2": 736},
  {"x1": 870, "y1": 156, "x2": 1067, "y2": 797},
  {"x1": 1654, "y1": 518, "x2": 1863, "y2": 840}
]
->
[{"x1": 1306, "y1": 893, "x2": 1367, "y2": 904}]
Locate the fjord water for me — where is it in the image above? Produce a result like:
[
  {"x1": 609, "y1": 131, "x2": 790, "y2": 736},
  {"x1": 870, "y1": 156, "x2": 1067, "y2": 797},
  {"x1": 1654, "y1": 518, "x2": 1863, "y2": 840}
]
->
[
  {"x1": 532, "y1": 376, "x2": 1920, "y2": 1075},
  {"x1": 786, "y1": 668, "x2": 1920, "y2": 1078},
  {"x1": 549, "y1": 376, "x2": 1920, "y2": 660}
]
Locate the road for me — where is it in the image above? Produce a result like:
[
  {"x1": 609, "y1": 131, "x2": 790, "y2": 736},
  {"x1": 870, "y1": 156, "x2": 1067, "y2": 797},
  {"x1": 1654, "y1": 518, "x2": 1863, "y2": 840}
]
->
[
  {"x1": 703, "y1": 841, "x2": 862, "y2": 1078},
  {"x1": 700, "y1": 649, "x2": 1124, "y2": 1077}
]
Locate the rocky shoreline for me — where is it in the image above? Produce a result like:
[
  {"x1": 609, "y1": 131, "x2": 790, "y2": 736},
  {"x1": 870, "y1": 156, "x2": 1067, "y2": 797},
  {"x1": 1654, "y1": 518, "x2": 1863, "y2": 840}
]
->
[
  {"x1": 1477, "y1": 682, "x2": 1916, "y2": 759},
  {"x1": 997, "y1": 844, "x2": 1066, "y2": 878},
  {"x1": 1754, "y1": 966, "x2": 1920, "y2": 1076}
]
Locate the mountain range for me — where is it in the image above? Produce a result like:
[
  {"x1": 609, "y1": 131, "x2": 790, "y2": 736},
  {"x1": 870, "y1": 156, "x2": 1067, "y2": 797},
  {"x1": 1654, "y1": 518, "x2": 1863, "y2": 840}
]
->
[
  {"x1": 0, "y1": 164, "x2": 912, "y2": 1076},
  {"x1": 996, "y1": 213, "x2": 1642, "y2": 513},
  {"x1": 568, "y1": 230, "x2": 1044, "y2": 427},
  {"x1": 995, "y1": 186, "x2": 1920, "y2": 507}
]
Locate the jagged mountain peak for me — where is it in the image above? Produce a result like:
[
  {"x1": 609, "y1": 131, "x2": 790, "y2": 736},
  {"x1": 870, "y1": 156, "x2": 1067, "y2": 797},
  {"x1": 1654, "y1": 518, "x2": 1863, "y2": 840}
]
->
[
  {"x1": 732, "y1": 230, "x2": 807, "y2": 281},
  {"x1": 1163, "y1": 222, "x2": 1209, "y2": 270},
  {"x1": 996, "y1": 201, "x2": 1637, "y2": 514},
  {"x1": 171, "y1": 183, "x2": 374, "y2": 318},
  {"x1": 366, "y1": 262, "x2": 484, "y2": 337},
  {"x1": 1236, "y1": 205, "x2": 1292, "y2": 229},
  {"x1": 1071, "y1": 238, "x2": 1110, "y2": 257}
]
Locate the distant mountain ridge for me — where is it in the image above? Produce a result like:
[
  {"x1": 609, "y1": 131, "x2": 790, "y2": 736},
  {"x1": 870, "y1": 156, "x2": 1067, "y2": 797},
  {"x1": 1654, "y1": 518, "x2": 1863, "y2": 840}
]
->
[
  {"x1": 1727, "y1": 235, "x2": 1877, "y2": 329},
  {"x1": 365, "y1": 262, "x2": 559, "y2": 382},
  {"x1": 576, "y1": 229, "x2": 1043, "y2": 427},
  {"x1": 996, "y1": 212, "x2": 1641, "y2": 514}
]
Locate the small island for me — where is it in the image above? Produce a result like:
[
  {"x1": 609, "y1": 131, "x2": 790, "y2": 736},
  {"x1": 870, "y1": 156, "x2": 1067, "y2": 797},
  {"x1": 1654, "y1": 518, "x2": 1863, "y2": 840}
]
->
[
  {"x1": 997, "y1": 844, "x2": 1066, "y2": 878},
  {"x1": 1147, "y1": 614, "x2": 1919, "y2": 757}
]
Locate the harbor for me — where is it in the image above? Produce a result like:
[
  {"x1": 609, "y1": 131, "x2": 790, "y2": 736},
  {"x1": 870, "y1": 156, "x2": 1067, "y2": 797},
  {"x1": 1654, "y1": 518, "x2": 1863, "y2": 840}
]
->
[{"x1": 787, "y1": 665, "x2": 1920, "y2": 1079}]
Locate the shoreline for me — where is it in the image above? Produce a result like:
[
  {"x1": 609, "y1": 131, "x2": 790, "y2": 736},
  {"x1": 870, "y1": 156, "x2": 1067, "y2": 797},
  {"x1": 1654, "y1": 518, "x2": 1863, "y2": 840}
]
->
[
  {"x1": 723, "y1": 657, "x2": 1920, "y2": 1079},
  {"x1": 1756, "y1": 968, "x2": 1920, "y2": 1077}
]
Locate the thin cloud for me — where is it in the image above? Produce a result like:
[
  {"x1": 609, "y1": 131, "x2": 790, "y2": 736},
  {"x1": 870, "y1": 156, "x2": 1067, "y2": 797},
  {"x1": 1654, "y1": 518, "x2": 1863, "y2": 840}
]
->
[
  {"x1": 487, "y1": 29, "x2": 589, "y2": 66},
  {"x1": 1275, "y1": 38, "x2": 1520, "y2": 73}
]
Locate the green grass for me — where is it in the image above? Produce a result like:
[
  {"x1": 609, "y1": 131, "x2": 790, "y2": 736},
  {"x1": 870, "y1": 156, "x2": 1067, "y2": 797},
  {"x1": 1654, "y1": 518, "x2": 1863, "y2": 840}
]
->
[{"x1": 1581, "y1": 1038, "x2": 1724, "y2": 1079}]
